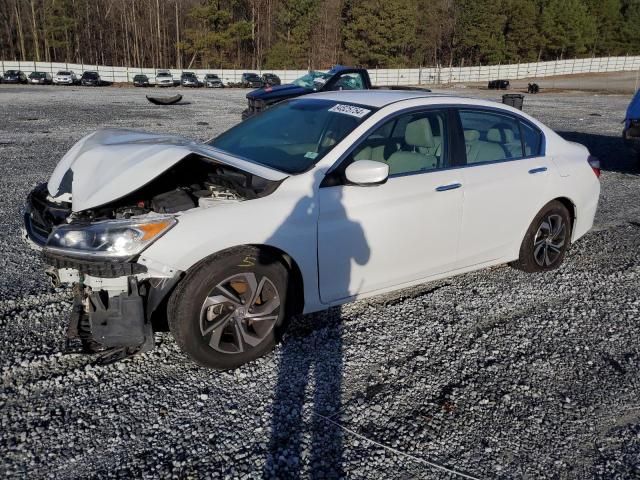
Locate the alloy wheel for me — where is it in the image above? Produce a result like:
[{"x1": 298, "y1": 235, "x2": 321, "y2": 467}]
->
[
  {"x1": 533, "y1": 214, "x2": 567, "y2": 267},
  {"x1": 199, "y1": 272, "x2": 281, "y2": 354}
]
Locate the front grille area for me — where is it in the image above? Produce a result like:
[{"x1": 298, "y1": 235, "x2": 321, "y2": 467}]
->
[{"x1": 25, "y1": 183, "x2": 72, "y2": 246}]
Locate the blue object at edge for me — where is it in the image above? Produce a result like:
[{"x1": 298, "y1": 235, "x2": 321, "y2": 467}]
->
[{"x1": 625, "y1": 89, "x2": 640, "y2": 128}]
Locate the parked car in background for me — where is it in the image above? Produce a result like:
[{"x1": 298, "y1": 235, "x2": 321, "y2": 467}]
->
[
  {"x1": 240, "y1": 72, "x2": 263, "y2": 88},
  {"x1": 81, "y1": 71, "x2": 102, "y2": 86},
  {"x1": 53, "y1": 70, "x2": 78, "y2": 85},
  {"x1": 133, "y1": 74, "x2": 151, "y2": 87},
  {"x1": 243, "y1": 65, "x2": 379, "y2": 119},
  {"x1": 181, "y1": 72, "x2": 202, "y2": 87},
  {"x1": 261, "y1": 73, "x2": 281, "y2": 86},
  {"x1": 23, "y1": 91, "x2": 600, "y2": 369},
  {"x1": 2, "y1": 70, "x2": 28, "y2": 84},
  {"x1": 488, "y1": 79, "x2": 510, "y2": 90},
  {"x1": 155, "y1": 70, "x2": 174, "y2": 87},
  {"x1": 204, "y1": 73, "x2": 223, "y2": 88},
  {"x1": 28, "y1": 72, "x2": 53, "y2": 85}
]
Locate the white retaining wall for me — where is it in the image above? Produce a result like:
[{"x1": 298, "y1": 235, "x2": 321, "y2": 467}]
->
[{"x1": 2, "y1": 56, "x2": 640, "y2": 86}]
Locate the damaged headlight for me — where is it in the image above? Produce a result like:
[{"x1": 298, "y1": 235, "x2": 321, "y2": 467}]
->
[{"x1": 45, "y1": 216, "x2": 176, "y2": 259}]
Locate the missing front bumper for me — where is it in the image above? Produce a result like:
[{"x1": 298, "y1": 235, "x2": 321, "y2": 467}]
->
[{"x1": 65, "y1": 277, "x2": 154, "y2": 364}]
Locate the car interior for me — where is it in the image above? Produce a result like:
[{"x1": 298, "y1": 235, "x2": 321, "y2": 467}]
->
[
  {"x1": 352, "y1": 112, "x2": 446, "y2": 175},
  {"x1": 348, "y1": 109, "x2": 537, "y2": 176}
]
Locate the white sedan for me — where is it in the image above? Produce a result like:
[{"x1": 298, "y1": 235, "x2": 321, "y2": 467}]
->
[
  {"x1": 24, "y1": 91, "x2": 601, "y2": 368},
  {"x1": 53, "y1": 70, "x2": 77, "y2": 85}
]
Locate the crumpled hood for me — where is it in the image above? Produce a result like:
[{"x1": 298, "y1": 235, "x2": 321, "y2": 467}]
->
[{"x1": 48, "y1": 128, "x2": 288, "y2": 212}]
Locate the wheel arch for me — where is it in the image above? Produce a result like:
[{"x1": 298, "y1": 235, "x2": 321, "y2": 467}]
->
[
  {"x1": 174, "y1": 243, "x2": 306, "y2": 316},
  {"x1": 552, "y1": 196, "x2": 577, "y2": 239},
  {"x1": 247, "y1": 243, "x2": 305, "y2": 316}
]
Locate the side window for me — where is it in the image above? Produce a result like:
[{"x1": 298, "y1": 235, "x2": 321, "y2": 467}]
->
[
  {"x1": 520, "y1": 121, "x2": 543, "y2": 157},
  {"x1": 351, "y1": 109, "x2": 449, "y2": 176},
  {"x1": 459, "y1": 110, "x2": 524, "y2": 164},
  {"x1": 332, "y1": 72, "x2": 365, "y2": 90}
]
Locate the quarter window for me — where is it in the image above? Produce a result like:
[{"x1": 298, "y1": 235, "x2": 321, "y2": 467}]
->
[
  {"x1": 520, "y1": 121, "x2": 543, "y2": 157},
  {"x1": 459, "y1": 110, "x2": 524, "y2": 164}
]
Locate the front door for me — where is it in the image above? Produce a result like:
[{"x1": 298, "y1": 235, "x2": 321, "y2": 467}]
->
[{"x1": 317, "y1": 108, "x2": 464, "y2": 303}]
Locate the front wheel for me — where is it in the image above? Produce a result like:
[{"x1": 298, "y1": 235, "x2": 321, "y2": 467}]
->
[
  {"x1": 168, "y1": 247, "x2": 288, "y2": 369},
  {"x1": 511, "y1": 200, "x2": 571, "y2": 273}
]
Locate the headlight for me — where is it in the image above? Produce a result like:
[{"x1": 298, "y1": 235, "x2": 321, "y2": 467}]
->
[{"x1": 45, "y1": 216, "x2": 176, "y2": 259}]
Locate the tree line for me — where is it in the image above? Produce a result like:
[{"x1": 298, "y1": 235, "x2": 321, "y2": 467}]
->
[{"x1": 1, "y1": 0, "x2": 640, "y2": 70}]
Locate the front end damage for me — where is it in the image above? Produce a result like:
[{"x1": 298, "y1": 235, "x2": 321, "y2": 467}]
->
[
  {"x1": 25, "y1": 185, "x2": 183, "y2": 363},
  {"x1": 23, "y1": 129, "x2": 285, "y2": 363}
]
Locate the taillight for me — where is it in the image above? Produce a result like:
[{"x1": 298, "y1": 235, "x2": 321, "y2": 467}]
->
[{"x1": 588, "y1": 155, "x2": 601, "y2": 178}]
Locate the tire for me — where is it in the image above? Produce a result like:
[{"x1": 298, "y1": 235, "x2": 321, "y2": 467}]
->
[
  {"x1": 510, "y1": 200, "x2": 571, "y2": 273},
  {"x1": 168, "y1": 247, "x2": 288, "y2": 369}
]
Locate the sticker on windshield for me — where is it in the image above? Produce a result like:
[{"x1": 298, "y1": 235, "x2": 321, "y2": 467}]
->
[
  {"x1": 328, "y1": 104, "x2": 371, "y2": 118},
  {"x1": 304, "y1": 151, "x2": 319, "y2": 159}
]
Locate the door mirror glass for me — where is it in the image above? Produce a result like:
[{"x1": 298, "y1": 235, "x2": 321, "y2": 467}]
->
[{"x1": 345, "y1": 160, "x2": 389, "y2": 186}]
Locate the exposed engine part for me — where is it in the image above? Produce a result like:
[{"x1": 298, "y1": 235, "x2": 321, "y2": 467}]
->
[
  {"x1": 25, "y1": 156, "x2": 281, "y2": 248},
  {"x1": 208, "y1": 184, "x2": 242, "y2": 201},
  {"x1": 151, "y1": 189, "x2": 196, "y2": 213}
]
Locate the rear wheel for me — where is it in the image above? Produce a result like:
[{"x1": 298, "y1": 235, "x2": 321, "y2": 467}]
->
[
  {"x1": 511, "y1": 201, "x2": 571, "y2": 273},
  {"x1": 168, "y1": 247, "x2": 288, "y2": 369}
]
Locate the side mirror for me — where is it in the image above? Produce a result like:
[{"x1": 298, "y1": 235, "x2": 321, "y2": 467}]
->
[{"x1": 345, "y1": 160, "x2": 389, "y2": 186}]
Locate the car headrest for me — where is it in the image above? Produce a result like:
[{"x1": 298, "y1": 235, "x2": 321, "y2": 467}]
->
[
  {"x1": 464, "y1": 130, "x2": 480, "y2": 142},
  {"x1": 487, "y1": 128, "x2": 515, "y2": 143},
  {"x1": 405, "y1": 118, "x2": 435, "y2": 148}
]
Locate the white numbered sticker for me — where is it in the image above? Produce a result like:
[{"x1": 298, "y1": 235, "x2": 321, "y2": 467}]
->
[{"x1": 328, "y1": 104, "x2": 371, "y2": 118}]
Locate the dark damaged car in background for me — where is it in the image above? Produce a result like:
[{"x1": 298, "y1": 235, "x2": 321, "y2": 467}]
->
[{"x1": 241, "y1": 65, "x2": 431, "y2": 120}]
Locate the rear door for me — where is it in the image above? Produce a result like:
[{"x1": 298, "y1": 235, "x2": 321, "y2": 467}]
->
[{"x1": 456, "y1": 108, "x2": 551, "y2": 266}]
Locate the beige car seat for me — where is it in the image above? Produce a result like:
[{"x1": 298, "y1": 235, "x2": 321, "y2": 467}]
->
[
  {"x1": 487, "y1": 128, "x2": 522, "y2": 158},
  {"x1": 464, "y1": 129, "x2": 508, "y2": 164},
  {"x1": 353, "y1": 135, "x2": 388, "y2": 162},
  {"x1": 386, "y1": 118, "x2": 437, "y2": 175}
]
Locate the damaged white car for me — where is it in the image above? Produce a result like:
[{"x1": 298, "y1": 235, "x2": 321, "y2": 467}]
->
[{"x1": 24, "y1": 91, "x2": 601, "y2": 369}]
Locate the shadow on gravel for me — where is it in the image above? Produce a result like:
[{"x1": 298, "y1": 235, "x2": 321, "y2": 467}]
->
[
  {"x1": 557, "y1": 131, "x2": 639, "y2": 174},
  {"x1": 262, "y1": 170, "x2": 370, "y2": 478}
]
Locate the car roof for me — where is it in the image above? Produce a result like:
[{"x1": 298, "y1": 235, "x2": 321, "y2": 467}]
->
[
  {"x1": 304, "y1": 90, "x2": 446, "y2": 108},
  {"x1": 303, "y1": 89, "x2": 505, "y2": 109}
]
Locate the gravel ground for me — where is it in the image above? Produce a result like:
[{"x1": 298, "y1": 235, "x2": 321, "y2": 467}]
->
[{"x1": 1, "y1": 85, "x2": 639, "y2": 479}]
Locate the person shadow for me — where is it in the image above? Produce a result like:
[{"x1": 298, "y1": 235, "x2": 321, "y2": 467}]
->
[{"x1": 262, "y1": 169, "x2": 370, "y2": 478}]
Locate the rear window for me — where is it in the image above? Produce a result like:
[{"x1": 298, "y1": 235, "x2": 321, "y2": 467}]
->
[{"x1": 211, "y1": 99, "x2": 376, "y2": 174}]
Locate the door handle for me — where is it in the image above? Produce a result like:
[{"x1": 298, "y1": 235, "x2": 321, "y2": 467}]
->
[
  {"x1": 435, "y1": 183, "x2": 462, "y2": 192},
  {"x1": 528, "y1": 167, "x2": 548, "y2": 174}
]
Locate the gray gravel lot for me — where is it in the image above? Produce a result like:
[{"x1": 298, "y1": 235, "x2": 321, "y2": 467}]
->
[{"x1": 1, "y1": 85, "x2": 639, "y2": 479}]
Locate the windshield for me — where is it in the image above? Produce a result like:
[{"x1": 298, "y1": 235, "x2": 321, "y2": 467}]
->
[
  {"x1": 84, "y1": 72, "x2": 98, "y2": 78},
  {"x1": 58, "y1": 71, "x2": 71, "y2": 75},
  {"x1": 30, "y1": 72, "x2": 45, "y2": 78},
  {"x1": 292, "y1": 71, "x2": 332, "y2": 89},
  {"x1": 5, "y1": 70, "x2": 18, "y2": 75},
  {"x1": 210, "y1": 99, "x2": 375, "y2": 174},
  {"x1": 157, "y1": 72, "x2": 171, "y2": 77}
]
